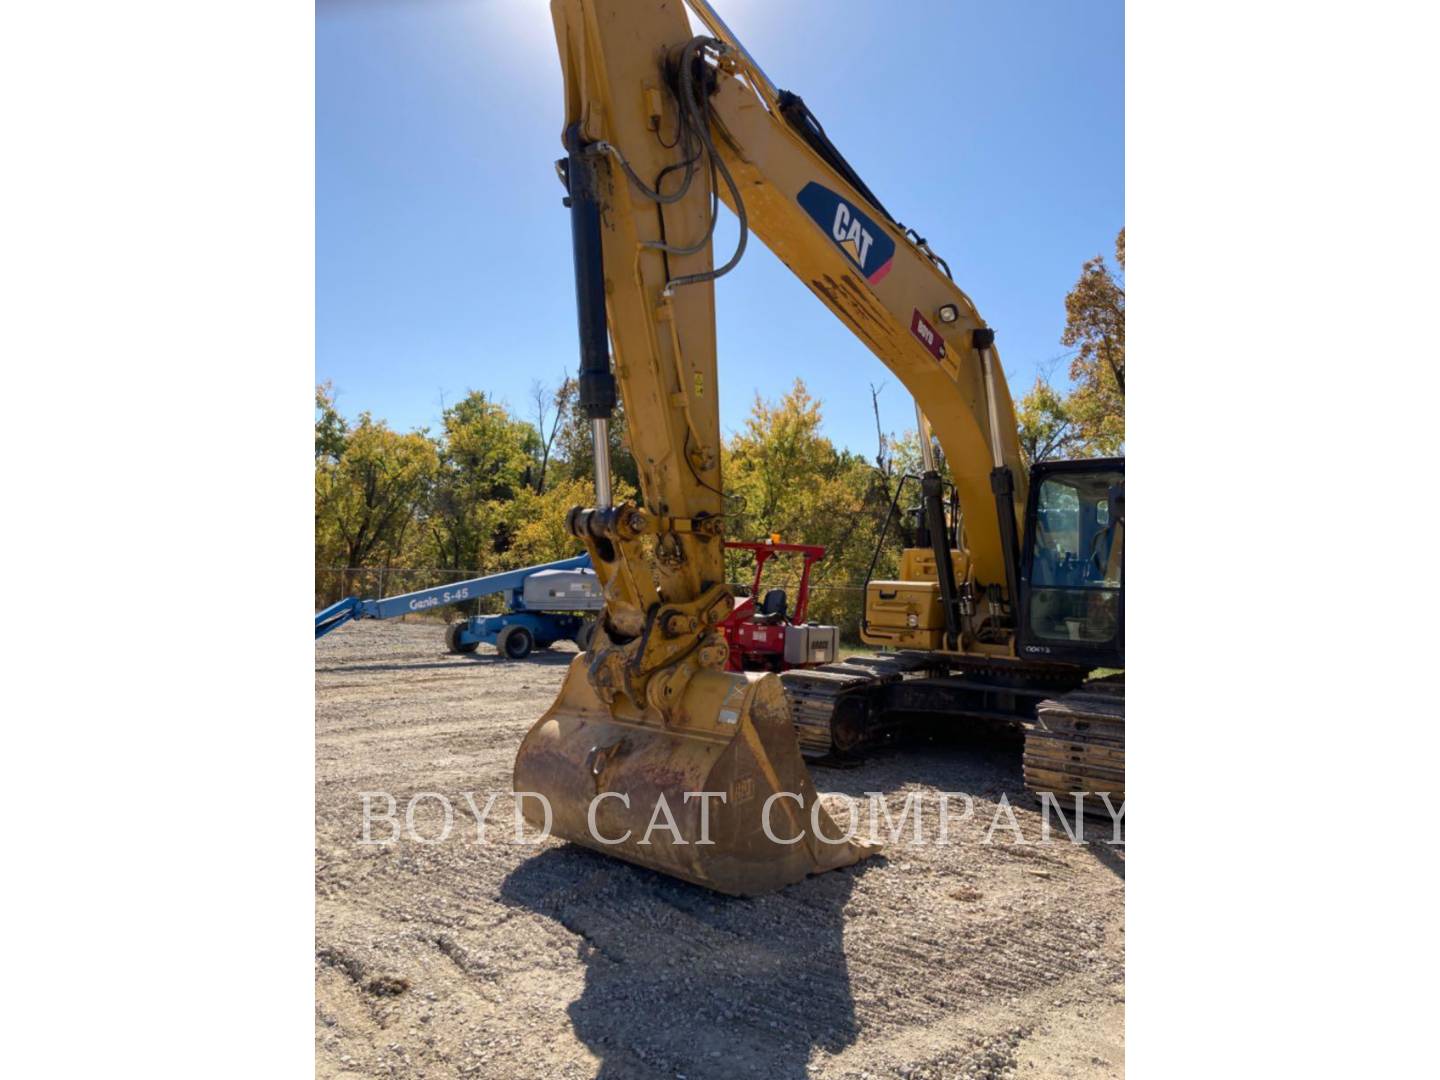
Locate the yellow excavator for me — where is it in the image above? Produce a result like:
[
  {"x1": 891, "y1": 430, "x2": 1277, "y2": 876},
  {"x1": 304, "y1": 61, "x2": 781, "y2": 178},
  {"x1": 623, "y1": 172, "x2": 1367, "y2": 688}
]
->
[{"x1": 514, "y1": 0, "x2": 1124, "y2": 895}]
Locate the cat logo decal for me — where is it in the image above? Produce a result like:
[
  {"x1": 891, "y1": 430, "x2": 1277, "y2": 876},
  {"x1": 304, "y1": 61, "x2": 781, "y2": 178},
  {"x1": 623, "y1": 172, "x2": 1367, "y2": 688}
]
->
[{"x1": 797, "y1": 182, "x2": 895, "y2": 285}]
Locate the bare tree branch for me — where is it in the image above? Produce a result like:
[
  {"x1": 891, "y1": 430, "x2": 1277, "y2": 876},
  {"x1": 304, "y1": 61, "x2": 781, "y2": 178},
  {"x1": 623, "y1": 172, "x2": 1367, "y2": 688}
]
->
[
  {"x1": 869, "y1": 381, "x2": 890, "y2": 478},
  {"x1": 530, "y1": 377, "x2": 563, "y2": 494}
]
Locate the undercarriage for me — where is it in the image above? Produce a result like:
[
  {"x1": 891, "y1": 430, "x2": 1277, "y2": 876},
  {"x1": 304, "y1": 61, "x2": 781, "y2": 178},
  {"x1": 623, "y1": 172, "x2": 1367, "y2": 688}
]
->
[{"x1": 780, "y1": 654, "x2": 1124, "y2": 808}]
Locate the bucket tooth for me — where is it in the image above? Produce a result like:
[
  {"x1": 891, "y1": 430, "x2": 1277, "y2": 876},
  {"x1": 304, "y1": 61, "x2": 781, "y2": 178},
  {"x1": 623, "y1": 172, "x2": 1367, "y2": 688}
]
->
[{"x1": 514, "y1": 654, "x2": 881, "y2": 896}]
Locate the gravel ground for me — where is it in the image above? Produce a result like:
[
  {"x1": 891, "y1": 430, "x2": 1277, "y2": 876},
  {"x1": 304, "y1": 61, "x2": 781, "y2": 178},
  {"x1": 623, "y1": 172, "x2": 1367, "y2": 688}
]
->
[{"x1": 316, "y1": 621, "x2": 1124, "y2": 1079}]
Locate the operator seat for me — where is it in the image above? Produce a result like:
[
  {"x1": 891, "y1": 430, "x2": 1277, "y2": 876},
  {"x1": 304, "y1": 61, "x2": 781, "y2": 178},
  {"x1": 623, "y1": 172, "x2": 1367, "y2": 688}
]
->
[{"x1": 755, "y1": 588, "x2": 788, "y2": 624}]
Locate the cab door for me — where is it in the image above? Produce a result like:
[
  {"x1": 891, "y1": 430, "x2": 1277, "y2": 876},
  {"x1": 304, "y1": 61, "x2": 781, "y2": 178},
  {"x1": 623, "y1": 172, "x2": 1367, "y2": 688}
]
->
[{"x1": 1017, "y1": 458, "x2": 1125, "y2": 668}]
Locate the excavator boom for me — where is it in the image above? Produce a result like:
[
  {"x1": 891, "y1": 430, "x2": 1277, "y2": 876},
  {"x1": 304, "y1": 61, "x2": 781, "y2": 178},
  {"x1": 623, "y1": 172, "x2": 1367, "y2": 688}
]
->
[{"x1": 686, "y1": 0, "x2": 1029, "y2": 596}]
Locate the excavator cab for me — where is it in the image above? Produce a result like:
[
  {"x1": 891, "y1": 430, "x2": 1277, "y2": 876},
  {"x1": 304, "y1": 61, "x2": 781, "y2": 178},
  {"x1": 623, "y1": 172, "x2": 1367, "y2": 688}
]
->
[{"x1": 1018, "y1": 458, "x2": 1125, "y2": 668}]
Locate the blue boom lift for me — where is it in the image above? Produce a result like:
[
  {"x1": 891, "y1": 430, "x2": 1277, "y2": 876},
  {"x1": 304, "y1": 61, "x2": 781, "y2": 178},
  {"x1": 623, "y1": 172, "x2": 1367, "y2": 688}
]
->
[{"x1": 314, "y1": 555, "x2": 601, "y2": 659}]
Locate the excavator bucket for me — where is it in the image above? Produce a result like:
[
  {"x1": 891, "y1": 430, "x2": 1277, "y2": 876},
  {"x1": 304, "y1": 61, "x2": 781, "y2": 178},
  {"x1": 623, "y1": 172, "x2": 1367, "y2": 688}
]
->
[{"x1": 514, "y1": 655, "x2": 880, "y2": 895}]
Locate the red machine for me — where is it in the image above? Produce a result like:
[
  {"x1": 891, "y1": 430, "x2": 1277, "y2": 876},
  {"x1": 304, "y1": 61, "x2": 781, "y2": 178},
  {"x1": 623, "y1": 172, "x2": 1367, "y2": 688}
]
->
[{"x1": 720, "y1": 540, "x2": 840, "y2": 672}]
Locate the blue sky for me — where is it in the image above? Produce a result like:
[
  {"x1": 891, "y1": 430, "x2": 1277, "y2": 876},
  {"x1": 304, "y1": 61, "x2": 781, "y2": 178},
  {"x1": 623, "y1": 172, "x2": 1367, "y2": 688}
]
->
[{"x1": 317, "y1": 0, "x2": 1123, "y2": 454}]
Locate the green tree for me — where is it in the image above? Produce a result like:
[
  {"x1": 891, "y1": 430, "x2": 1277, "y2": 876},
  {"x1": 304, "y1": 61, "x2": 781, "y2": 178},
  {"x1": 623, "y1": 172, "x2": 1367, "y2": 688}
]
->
[
  {"x1": 505, "y1": 474, "x2": 638, "y2": 567},
  {"x1": 1016, "y1": 377, "x2": 1080, "y2": 467},
  {"x1": 724, "y1": 380, "x2": 897, "y2": 633},
  {"x1": 315, "y1": 414, "x2": 437, "y2": 569},
  {"x1": 549, "y1": 377, "x2": 639, "y2": 490},
  {"x1": 426, "y1": 391, "x2": 538, "y2": 573},
  {"x1": 315, "y1": 382, "x2": 348, "y2": 463},
  {"x1": 726, "y1": 379, "x2": 830, "y2": 534}
]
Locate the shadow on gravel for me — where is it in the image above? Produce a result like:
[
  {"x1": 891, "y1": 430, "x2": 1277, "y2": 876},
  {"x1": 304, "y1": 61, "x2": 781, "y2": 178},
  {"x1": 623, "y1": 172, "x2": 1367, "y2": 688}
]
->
[
  {"x1": 321, "y1": 652, "x2": 577, "y2": 675},
  {"x1": 1088, "y1": 839, "x2": 1126, "y2": 880},
  {"x1": 500, "y1": 845, "x2": 873, "y2": 1079},
  {"x1": 811, "y1": 734, "x2": 1029, "y2": 805}
]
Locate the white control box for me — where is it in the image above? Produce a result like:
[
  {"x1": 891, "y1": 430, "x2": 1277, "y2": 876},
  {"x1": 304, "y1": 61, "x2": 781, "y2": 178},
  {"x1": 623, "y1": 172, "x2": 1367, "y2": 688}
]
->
[
  {"x1": 783, "y1": 623, "x2": 839, "y2": 665},
  {"x1": 522, "y1": 568, "x2": 605, "y2": 611}
]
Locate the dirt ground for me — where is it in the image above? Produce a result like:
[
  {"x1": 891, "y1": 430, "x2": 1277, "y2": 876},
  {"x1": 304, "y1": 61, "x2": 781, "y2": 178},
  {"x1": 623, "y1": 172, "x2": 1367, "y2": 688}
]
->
[{"x1": 316, "y1": 621, "x2": 1124, "y2": 1079}]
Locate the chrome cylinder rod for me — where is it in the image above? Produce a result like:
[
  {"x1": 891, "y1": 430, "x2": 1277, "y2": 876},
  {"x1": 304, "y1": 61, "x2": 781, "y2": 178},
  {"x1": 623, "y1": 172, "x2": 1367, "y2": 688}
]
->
[
  {"x1": 980, "y1": 348, "x2": 1006, "y2": 469},
  {"x1": 914, "y1": 400, "x2": 937, "y2": 474},
  {"x1": 591, "y1": 417, "x2": 613, "y2": 509}
]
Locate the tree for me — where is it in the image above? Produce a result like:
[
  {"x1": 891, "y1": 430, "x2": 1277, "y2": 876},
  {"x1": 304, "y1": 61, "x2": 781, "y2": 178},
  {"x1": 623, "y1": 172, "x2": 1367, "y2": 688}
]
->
[
  {"x1": 505, "y1": 474, "x2": 637, "y2": 567},
  {"x1": 1016, "y1": 377, "x2": 1080, "y2": 467},
  {"x1": 426, "y1": 391, "x2": 538, "y2": 573},
  {"x1": 727, "y1": 380, "x2": 830, "y2": 532},
  {"x1": 724, "y1": 379, "x2": 897, "y2": 631},
  {"x1": 1060, "y1": 227, "x2": 1125, "y2": 454},
  {"x1": 529, "y1": 376, "x2": 567, "y2": 495},
  {"x1": 315, "y1": 382, "x2": 348, "y2": 463},
  {"x1": 549, "y1": 376, "x2": 639, "y2": 490},
  {"x1": 885, "y1": 426, "x2": 948, "y2": 483},
  {"x1": 315, "y1": 414, "x2": 437, "y2": 570}
]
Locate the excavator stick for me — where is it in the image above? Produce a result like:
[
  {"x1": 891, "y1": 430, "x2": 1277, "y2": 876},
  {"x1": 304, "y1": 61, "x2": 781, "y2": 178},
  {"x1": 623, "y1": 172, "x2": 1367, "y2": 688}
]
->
[{"x1": 516, "y1": 654, "x2": 878, "y2": 896}]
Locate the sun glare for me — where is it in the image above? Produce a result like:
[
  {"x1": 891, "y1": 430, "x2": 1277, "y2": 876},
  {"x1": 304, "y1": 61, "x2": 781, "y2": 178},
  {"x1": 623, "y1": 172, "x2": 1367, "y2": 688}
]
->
[{"x1": 480, "y1": 0, "x2": 556, "y2": 48}]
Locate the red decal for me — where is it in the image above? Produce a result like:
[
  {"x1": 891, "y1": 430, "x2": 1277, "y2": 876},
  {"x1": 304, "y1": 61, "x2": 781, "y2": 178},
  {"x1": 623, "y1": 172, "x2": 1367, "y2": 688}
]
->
[{"x1": 910, "y1": 308, "x2": 947, "y2": 361}]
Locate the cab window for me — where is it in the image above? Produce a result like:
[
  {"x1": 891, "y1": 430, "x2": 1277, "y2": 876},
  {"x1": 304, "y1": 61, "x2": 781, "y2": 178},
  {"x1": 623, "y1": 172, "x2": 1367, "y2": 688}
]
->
[{"x1": 1027, "y1": 471, "x2": 1123, "y2": 644}]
